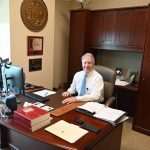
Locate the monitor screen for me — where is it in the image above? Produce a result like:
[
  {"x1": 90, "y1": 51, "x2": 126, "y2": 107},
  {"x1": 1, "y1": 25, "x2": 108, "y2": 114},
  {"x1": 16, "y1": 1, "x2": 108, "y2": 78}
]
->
[{"x1": 1, "y1": 64, "x2": 25, "y2": 95}]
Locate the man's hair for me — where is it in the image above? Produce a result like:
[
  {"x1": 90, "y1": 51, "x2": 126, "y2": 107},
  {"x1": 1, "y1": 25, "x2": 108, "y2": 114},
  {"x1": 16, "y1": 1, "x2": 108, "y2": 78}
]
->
[{"x1": 81, "y1": 53, "x2": 95, "y2": 64}]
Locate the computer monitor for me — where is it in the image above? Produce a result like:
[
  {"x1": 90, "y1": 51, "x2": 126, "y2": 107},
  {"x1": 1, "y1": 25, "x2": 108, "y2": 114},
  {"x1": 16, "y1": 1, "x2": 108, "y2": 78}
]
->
[{"x1": 1, "y1": 64, "x2": 25, "y2": 95}]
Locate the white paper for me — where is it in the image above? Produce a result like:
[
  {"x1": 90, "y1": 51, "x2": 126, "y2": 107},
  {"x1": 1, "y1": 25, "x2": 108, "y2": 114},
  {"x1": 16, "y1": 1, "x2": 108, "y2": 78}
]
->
[
  {"x1": 33, "y1": 102, "x2": 45, "y2": 108},
  {"x1": 45, "y1": 120, "x2": 88, "y2": 143},
  {"x1": 41, "y1": 106, "x2": 54, "y2": 111},
  {"x1": 33, "y1": 89, "x2": 56, "y2": 97},
  {"x1": 93, "y1": 107, "x2": 126, "y2": 123},
  {"x1": 78, "y1": 102, "x2": 105, "y2": 113},
  {"x1": 23, "y1": 101, "x2": 32, "y2": 107},
  {"x1": 115, "y1": 79, "x2": 129, "y2": 86}
]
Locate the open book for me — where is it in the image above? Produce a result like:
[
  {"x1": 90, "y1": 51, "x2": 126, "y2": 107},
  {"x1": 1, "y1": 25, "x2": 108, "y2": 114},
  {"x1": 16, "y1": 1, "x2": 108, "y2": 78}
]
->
[{"x1": 77, "y1": 102, "x2": 127, "y2": 125}]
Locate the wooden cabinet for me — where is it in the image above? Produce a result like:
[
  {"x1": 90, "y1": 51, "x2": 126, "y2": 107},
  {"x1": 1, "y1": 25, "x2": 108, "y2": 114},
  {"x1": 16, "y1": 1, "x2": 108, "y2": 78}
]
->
[
  {"x1": 88, "y1": 10, "x2": 117, "y2": 46},
  {"x1": 115, "y1": 9, "x2": 132, "y2": 47},
  {"x1": 115, "y1": 85, "x2": 138, "y2": 117},
  {"x1": 102, "y1": 10, "x2": 117, "y2": 45},
  {"x1": 88, "y1": 7, "x2": 148, "y2": 51},
  {"x1": 68, "y1": 10, "x2": 90, "y2": 85},
  {"x1": 87, "y1": 11, "x2": 104, "y2": 45},
  {"x1": 116, "y1": 7, "x2": 148, "y2": 51},
  {"x1": 133, "y1": 7, "x2": 150, "y2": 136}
]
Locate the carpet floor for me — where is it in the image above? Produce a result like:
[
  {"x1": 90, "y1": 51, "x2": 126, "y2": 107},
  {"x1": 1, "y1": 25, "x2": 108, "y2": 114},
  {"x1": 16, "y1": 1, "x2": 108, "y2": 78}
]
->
[{"x1": 121, "y1": 118, "x2": 150, "y2": 150}]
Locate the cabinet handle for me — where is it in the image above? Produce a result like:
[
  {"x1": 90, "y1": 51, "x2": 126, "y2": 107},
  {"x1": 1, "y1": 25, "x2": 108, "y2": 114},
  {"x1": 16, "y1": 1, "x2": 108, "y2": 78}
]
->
[
  {"x1": 128, "y1": 41, "x2": 131, "y2": 45},
  {"x1": 143, "y1": 78, "x2": 145, "y2": 81}
]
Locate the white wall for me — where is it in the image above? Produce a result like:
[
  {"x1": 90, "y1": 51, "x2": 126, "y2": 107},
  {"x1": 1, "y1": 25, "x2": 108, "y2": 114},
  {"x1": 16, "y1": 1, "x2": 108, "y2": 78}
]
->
[
  {"x1": 70, "y1": 0, "x2": 150, "y2": 10},
  {"x1": 9, "y1": 0, "x2": 55, "y2": 89},
  {"x1": 0, "y1": 0, "x2": 10, "y2": 59},
  {"x1": 53, "y1": 0, "x2": 70, "y2": 88}
]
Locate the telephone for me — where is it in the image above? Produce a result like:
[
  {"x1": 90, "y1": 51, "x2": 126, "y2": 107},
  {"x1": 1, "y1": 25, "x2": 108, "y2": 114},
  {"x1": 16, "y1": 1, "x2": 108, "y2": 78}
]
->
[{"x1": 128, "y1": 72, "x2": 137, "y2": 84}]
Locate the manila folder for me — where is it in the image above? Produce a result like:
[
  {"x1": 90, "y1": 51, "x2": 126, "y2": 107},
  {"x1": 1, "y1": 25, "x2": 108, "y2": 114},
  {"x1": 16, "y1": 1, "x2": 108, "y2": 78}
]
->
[{"x1": 45, "y1": 120, "x2": 88, "y2": 143}]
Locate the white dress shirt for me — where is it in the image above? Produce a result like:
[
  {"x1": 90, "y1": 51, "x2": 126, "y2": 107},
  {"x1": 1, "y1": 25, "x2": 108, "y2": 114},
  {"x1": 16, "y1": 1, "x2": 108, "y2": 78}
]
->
[{"x1": 68, "y1": 69, "x2": 104, "y2": 102}]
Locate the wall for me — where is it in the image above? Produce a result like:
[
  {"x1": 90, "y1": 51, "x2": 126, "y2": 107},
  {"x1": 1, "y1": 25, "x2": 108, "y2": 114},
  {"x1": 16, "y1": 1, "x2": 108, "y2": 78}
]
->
[
  {"x1": 96, "y1": 51, "x2": 143, "y2": 79},
  {"x1": 69, "y1": 0, "x2": 150, "y2": 9},
  {"x1": 88, "y1": 0, "x2": 149, "y2": 10},
  {"x1": 53, "y1": 0, "x2": 70, "y2": 88},
  {"x1": 0, "y1": 0, "x2": 10, "y2": 59},
  {"x1": 9, "y1": 0, "x2": 55, "y2": 89}
]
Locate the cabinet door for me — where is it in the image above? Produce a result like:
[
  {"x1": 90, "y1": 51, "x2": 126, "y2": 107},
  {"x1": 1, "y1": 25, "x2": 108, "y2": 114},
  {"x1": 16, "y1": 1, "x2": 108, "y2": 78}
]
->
[
  {"x1": 68, "y1": 10, "x2": 90, "y2": 85},
  {"x1": 133, "y1": 7, "x2": 150, "y2": 135},
  {"x1": 102, "y1": 10, "x2": 117, "y2": 45},
  {"x1": 115, "y1": 86, "x2": 137, "y2": 117},
  {"x1": 115, "y1": 8, "x2": 148, "y2": 51},
  {"x1": 130, "y1": 8, "x2": 148, "y2": 50},
  {"x1": 87, "y1": 11, "x2": 104, "y2": 45},
  {"x1": 115, "y1": 9, "x2": 132, "y2": 46}
]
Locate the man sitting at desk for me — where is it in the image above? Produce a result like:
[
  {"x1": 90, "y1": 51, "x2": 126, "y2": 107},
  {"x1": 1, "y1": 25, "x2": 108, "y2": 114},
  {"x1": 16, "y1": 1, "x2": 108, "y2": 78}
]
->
[{"x1": 62, "y1": 53, "x2": 104, "y2": 104}]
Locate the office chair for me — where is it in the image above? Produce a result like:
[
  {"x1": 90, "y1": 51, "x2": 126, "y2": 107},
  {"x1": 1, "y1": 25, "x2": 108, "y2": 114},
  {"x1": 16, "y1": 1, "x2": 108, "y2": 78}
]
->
[{"x1": 94, "y1": 65, "x2": 116, "y2": 107}]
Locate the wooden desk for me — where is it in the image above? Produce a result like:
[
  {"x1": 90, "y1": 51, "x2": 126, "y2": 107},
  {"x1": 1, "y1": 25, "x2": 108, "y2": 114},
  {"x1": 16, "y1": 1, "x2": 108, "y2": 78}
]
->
[{"x1": 0, "y1": 91, "x2": 123, "y2": 150}]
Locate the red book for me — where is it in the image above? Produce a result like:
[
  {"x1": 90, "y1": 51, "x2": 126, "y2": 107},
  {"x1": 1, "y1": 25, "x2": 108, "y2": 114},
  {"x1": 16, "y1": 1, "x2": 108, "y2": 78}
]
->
[
  {"x1": 14, "y1": 105, "x2": 50, "y2": 126},
  {"x1": 14, "y1": 118, "x2": 51, "y2": 132}
]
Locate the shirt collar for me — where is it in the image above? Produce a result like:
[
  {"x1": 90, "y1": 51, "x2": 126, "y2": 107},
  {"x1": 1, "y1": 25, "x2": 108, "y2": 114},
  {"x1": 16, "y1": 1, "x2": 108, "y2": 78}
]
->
[{"x1": 85, "y1": 69, "x2": 94, "y2": 77}]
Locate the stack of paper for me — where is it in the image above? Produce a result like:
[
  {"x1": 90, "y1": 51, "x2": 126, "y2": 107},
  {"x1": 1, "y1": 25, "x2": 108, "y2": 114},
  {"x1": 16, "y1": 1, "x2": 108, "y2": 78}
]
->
[
  {"x1": 78, "y1": 102, "x2": 127, "y2": 125},
  {"x1": 115, "y1": 79, "x2": 129, "y2": 86}
]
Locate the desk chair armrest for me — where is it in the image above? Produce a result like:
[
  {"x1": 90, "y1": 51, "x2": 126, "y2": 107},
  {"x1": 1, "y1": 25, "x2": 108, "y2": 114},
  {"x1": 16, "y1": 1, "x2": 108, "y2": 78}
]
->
[{"x1": 105, "y1": 96, "x2": 116, "y2": 107}]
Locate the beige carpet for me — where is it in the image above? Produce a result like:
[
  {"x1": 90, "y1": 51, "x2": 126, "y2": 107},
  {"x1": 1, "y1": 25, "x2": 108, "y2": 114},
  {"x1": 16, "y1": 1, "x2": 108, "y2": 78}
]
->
[{"x1": 121, "y1": 118, "x2": 150, "y2": 150}]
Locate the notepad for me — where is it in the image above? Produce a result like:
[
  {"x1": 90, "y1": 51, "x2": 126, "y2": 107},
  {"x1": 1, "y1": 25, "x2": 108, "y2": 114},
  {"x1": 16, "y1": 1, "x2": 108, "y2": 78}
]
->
[
  {"x1": 33, "y1": 89, "x2": 56, "y2": 97},
  {"x1": 45, "y1": 120, "x2": 88, "y2": 143}
]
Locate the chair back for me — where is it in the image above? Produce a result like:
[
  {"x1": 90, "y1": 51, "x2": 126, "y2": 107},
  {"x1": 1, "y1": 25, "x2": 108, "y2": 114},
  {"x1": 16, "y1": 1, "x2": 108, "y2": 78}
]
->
[{"x1": 94, "y1": 65, "x2": 116, "y2": 101}]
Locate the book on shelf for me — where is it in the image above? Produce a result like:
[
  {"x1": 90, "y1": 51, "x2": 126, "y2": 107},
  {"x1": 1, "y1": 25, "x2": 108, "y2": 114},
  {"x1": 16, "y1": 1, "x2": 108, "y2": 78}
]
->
[
  {"x1": 14, "y1": 118, "x2": 51, "y2": 132},
  {"x1": 77, "y1": 102, "x2": 127, "y2": 125},
  {"x1": 14, "y1": 105, "x2": 50, "y2": 126}
]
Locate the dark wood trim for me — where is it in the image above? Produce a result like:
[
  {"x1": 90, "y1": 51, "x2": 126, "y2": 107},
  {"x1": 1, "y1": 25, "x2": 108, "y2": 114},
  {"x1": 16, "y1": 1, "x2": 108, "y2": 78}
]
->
[
  {"x1": 132, "y1": 125, "x2": 150, "y2": 136},
  {"x1": 91, "y1": 5, "x2": 148, "y2": 12}
]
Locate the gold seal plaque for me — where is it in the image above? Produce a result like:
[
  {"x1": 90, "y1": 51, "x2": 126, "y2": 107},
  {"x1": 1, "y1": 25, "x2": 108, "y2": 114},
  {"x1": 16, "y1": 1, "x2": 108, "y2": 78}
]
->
[{"x1": 21, "y1": 0, "x2": 48, "y2": 32}]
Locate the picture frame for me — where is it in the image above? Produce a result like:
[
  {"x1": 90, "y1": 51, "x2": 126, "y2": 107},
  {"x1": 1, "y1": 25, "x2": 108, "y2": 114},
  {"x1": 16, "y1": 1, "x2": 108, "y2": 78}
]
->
[
  {"x1": 27, "y1": 36, "x2": 43, "y2": 56},
  {"x1": 29, "y1": 58, "x2": 42, "y2": 72}
]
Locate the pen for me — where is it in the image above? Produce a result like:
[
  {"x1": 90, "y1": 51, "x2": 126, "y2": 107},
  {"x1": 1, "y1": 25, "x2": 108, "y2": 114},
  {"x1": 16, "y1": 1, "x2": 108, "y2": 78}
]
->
[{"x1": 45, "y1": 92, "x2": 48, "y2": 96}]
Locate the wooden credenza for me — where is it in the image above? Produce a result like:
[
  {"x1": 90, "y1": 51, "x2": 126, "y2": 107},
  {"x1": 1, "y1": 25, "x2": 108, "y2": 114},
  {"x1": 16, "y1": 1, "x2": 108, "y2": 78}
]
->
[{"x1": 133, "y1": 5, "x2": 150, "y2": 136}]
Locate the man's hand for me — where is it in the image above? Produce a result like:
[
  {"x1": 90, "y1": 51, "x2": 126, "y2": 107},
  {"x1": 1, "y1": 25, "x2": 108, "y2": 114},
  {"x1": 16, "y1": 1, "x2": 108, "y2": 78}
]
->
[
  {"x1": 62, "y1": 97, "x2": 77, "y2": 104},
  {"x1": 62, "y1": 91, "x2": 71, "y2": 97}
]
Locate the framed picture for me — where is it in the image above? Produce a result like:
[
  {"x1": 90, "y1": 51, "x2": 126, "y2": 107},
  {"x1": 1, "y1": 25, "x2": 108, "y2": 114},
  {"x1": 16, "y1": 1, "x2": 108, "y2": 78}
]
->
[
  {"x1": 27, "y1": 36, "x2": 43, "y2": 56},
  {"x1": 29, "y1": 58, "x2": 42, "y2": 72}
]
